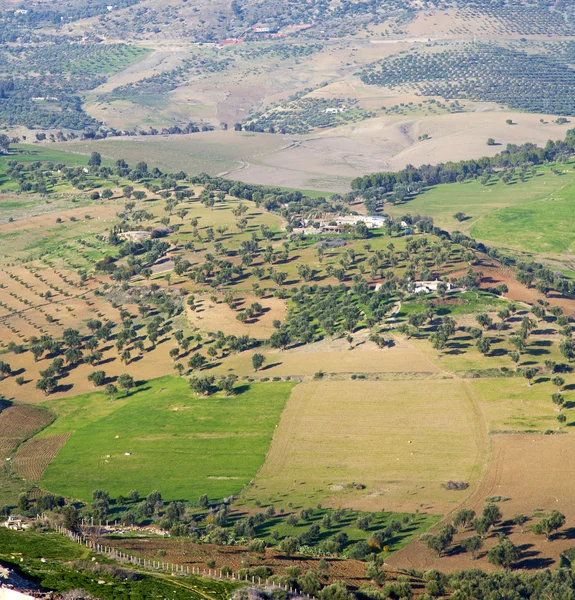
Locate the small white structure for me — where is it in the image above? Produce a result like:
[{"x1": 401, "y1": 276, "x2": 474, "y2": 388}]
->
[
  {"x1": 333, "y1": 215, "x2": 387, "y2": 229},
  {"x1": 413, "y1": 280, "x2": 452, "y2": 295},
  {"x1": 293, "y1": 215, "x2": 387, "y2": 236},
  {"x1": 2, "y1": 516, "x2": 30, "y2": 531},
  {"x1": 325, "y1": 107, "x2": 349, "y2": 114},
  {"x1": 119, "y1": 231, "x2": 151, "y2": 242}
]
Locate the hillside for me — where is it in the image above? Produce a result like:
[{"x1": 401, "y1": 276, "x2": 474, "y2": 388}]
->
[
  {"x1": 2, "y1": 0, "x2": 575, "y2": 189},
  {"x1": 2, "y1": 3, "x2": 575, "y2": 599}
]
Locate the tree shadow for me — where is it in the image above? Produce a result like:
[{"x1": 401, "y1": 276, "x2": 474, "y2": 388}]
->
[
  {"x1": 0, "y1": 398, "x2": 13, "y2": 411},
  {"x1": 54, "y1": 383, "x2": 74, "y2": 394},
  {"x1": 261, "y1": 362, "x2": 282, "y2": 371}
]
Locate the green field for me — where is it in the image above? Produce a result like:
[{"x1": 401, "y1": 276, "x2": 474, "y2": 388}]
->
[
  {"x1": 39, "y1": 377, "x2": 295, "y2": 502},
  {"x1": 0, "y1": 145, "x2": 93, "y2": 191},
  {"x1": 471, "y1": 193, "x2": 575, "y2": 254},
  {"x1": 387, "y1": 164, "x2": 575, "y2": 255},
  {"x1": 251, "y1": 507, "x2": 440, "y2": 558}
]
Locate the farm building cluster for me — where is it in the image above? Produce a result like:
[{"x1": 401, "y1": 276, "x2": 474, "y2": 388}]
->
[{"x1": 291, "y1": 215, "x2": 387, "y2": 236}]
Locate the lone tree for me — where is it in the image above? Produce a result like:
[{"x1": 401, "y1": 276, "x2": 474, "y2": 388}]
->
[
  {"x1": 105, "y1": 383, "x2": 118, "y2": 400},
  {"x1": 278, "y1": 536, "x2": 300, "y2": 557},
  {"x1": 87, "y1": 370, "x2": 106, "y2": 388},
  {"x1": 532, "y1": 510, "x2": 566, "y2": 541},
  {"x1": 252, "y1": 353, "x2": 266, "y2": 372},
  {"x1": 483, "y1": 503, "x2": 502, "y2": 528},
  {"x1": 88, "y1": 152, "x2": 102, "y2": 167},
  {"x1": 552, "y1": 376, "x2": 565, "y2": 393},
  {"x1": 523, "y1": 367, "x2": 537, "y2": 387},
  {"x1": 476, "y1": 337, "x2": 491, "y2": 356},
  {"x1": 36, "y1": 376, "x2": 57, "y2": 396},
  {"x1": 513, "y1": 514, "x2": 528, "y2": 533},
  {"x1": 552, "y1": 393, "x2": 565, "y2": 411},
  {"x1": 0, "y1": 361, "x2": 11, "y2": 380},
  {"x1": 118, "y1": 373, "x2": 135, "y2": 396},
  {"x1": 453, "y1": 508, "x2": 476, "y2": 530}
]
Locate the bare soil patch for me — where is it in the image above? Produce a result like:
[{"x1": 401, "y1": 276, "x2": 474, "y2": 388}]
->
[
  {"x1": 187, "y1": 294, "x2": 287, "y2": 339},
  {"x1": 96, "y1": 536, "x2": 369, "y2": 587},
  {"x1": 13, "y1": 433, "x2": 71, "y2": 481},
  {"x1": 0, "y1": 405, "x2": 52, "y2": 439},
  {"x1": 230, "y1": 111, "x2": 572, "y2": 191},
  {"x1": 475, "y1": 261, "x2": 575, "y2": 317},
  {"x1": 388, "y1": 432, "x2": 575, "y2": 573},
  {"x1": 216, "y1": 333, "x2": 442, "y2": 378}
]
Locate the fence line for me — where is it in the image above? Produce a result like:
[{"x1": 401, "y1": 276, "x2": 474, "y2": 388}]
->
[{"x1": 54, "y1": 524, "x2": 315, "y2": 598}]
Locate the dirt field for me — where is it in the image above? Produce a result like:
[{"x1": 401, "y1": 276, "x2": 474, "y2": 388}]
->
[
  {"x1": 0, "y1": 405, "x2": 53, "y2": 440},
  {"x1": 57, "y1": 110, "x2": 574, "y2": 192},
  {"x1": 96, "y1": 536, "x2": 371, "y2": 588},
  {"x1": 475, "y1": 262, "x2": 575, "y2": 318},
  {"x1": 387, "y1": 433, "x2": 575, "y2": 573},
  {"x1": 13, "y1": 434, "x2": 70, "y2": 481},
  {"x1": 0, "y1": 404, "x2": 54, "y2": 474},
  {"x1": 248, "y1": 379, "x2": 488, "y2": 514},
  {"x1": 230, "y1": 111, "x2": 573, "y2": 191},
  {"x1": 187, "y1": 294, "x2": 287, "y2": 339}
]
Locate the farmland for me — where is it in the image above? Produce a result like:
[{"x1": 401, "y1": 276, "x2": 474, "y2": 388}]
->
[
  {"x1": 248, "y1": 379, "x2": 488, "y2": 514},
  {"x1": 4, "y1": 0, "x2": 575, "y2": 592},
  {"x1": 38, "y1": 377, "x2": 294, "y2": 502}
]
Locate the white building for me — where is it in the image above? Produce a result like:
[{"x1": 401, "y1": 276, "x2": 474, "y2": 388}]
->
[
  {"x1": 2, "y1": 516, "x2": 30, "y2": 531},
  {"x1": 119, "y1": 231, "x2": 151, "y2": 242},
  {"x1": 413, "y1": 280, "x2": 452, "y2": 294},
  {"x1": 332, "y1": 215, "x2": 387, "y2": 229}
]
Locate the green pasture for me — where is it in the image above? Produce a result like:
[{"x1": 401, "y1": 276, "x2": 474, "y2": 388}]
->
[
  {"x1": 470, "y1": 377, "x2": 568, "y2": 433},
  {"x1": 39, "y1": 376, "x2": 295, "y2": 503},
  {"x1": 471, "y1": 193, "x2": 575, "y2": 255},
  {"x1": 386, "y1": 163, "x2": 575, "y2": 243},
  {"x1": 65, "y1": 45, "x2": 151, "y2": 76}
]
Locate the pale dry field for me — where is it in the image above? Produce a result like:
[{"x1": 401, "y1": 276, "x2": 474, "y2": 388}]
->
[
  {"x1": 215, "y1": 333, "x2": 442, "y2": 377},
  {"x1": 54, "y1": 132, "x2": 291, "y2": 178},
  {"x1": 59, "y1": 109, "x2": 574, "y2": 193},
  {"x1": 249, "y1": 379, "x2": 488, "y2": 514},
  {"x1": 188, "y1": 295, "x2": 287, "y2": 339},
  {"x1": 231, "y1": 111, "x2": 573, "y2": 191}
]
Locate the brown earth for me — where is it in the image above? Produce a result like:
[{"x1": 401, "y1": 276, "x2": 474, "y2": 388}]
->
[
  {"x1": 187, "y1": 294, "x2": 287, "y2": 339},
  {"x1": 476, "y1": 264, "x2": 575, "y2": 318},
  {"x1": 0, "y1": 405, "x2": 53, "y2": 439},
  {"x1": 387, "y1": 433, "x2": 575, "y2": 573},
  {"x1": 13, "y1": 433, "x2": 71, "y2": 481},
  {"x1": 95, "y1": 535, "x2": 377, "y2": 589}
]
